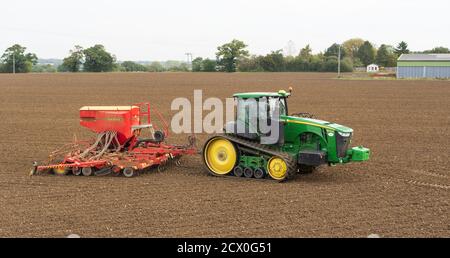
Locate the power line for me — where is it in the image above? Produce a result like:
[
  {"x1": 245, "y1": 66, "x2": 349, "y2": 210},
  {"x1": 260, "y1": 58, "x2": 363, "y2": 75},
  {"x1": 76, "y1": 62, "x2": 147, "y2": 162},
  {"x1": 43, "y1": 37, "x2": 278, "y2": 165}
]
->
[{"x1": 284, "y1": 40, "x2": 297, "y2": 57}]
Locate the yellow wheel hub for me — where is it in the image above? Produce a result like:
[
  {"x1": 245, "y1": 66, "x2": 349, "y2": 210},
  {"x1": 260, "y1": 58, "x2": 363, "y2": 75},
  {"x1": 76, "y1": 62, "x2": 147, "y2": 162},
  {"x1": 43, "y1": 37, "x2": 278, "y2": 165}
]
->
[
  {"x1": 267, "y1": 157, "x2": 288, "y2": 180},
  {"x1": 204, "y1": 137, "x2": 237, "y2": 175}
]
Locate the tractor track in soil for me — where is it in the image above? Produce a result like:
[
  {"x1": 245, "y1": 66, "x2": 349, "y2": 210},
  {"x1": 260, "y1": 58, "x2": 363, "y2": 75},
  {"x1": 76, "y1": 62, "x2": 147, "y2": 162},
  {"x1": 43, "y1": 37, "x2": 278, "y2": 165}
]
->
[{"x1": 0, "y1": 73, "x2": 449, "y2": 237}]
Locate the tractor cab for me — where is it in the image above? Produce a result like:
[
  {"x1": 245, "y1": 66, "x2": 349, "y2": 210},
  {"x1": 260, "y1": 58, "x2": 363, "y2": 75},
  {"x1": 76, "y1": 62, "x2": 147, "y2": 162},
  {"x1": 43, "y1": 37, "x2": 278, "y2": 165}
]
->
[{"x1": 225, "y1": 90, "x2": 290, "y2": 144}]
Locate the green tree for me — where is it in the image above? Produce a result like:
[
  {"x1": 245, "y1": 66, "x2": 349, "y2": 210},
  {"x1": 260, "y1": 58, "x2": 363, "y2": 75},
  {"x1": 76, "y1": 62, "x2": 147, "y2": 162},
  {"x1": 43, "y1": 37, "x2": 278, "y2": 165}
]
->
[
  {"x1": 342, "y1": 38, "x2": 365, "y2": 60},
  {"x1": 216, "y1": 39, "x2": 249, "y2": 72},
  {"x1": 423, "y1": 46, "x2": 450, "y2": 53},
  {"x1": 202, "y1": 58, "x2": 217, "y2": 72},
  {"x1": 0, "y1": 44, "x2": 38, "y2": 73},
  {"x1": 341, "y1": 57, "x2": 354, "y2": 72},
  {"x1": 320, "y1": 56, "x2": 338, "y2": 72},
  {"x1": 309, "y1": 54, "x2": 325, "y2": 71},
  {"x1": 357, "y1": 41, "x2": 376, "y2": 66},
  {"x1": 192, "y1": 57, "x2": 203, "y2": 72},
  {"x1": 147, "y1": 61, "x2": 165, "y2": 72},
  {"x1": 376, "y1": 44, "x2": 397, "y2": 67},
  {"x1": 168, "y1": 63, "x2": 189, "y2": 72},
  {"x1": 299, "y1": 44, "x2": 312, "y2": 60},
  {"x1": 238, "y1": 56, "x2": 263, "y2": 72},
  {"x1": 60, "y1": 45, "x2": 84, "y2": 72},
  {"x1": 83, "y1": 45, "x2": 116, "y2": 72},
  {"x1": 260, "y1": 50, "x2": 285, "y2": 72},
  {"x1": 121, "y1": 61, "x2": 148, "y2": 72},
  {"x1": 285, "y1": 56, "x2": 308, "y2": 71},
  {"x1": 324, "y1": 43, "x2": 347, "y2": 58},
  {"x1": 394, "y1": 41, "x2": 410, "y2": 56},
  {"x1": 320, "y1": 56, "x2": 353, "y2": 72},
  {"x1": 32, "y1": 64, "x2": 57, "y2": 73},
  {"x1": 352, "y1": 58, "x2": 364, "y2": 67}
]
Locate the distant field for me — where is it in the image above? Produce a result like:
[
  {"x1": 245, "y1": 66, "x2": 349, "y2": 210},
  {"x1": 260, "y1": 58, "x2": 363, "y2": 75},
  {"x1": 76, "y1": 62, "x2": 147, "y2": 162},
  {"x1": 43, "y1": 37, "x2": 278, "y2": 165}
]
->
[{"x1": 0, "y1": 72, "x2": 449, "y2": 237}]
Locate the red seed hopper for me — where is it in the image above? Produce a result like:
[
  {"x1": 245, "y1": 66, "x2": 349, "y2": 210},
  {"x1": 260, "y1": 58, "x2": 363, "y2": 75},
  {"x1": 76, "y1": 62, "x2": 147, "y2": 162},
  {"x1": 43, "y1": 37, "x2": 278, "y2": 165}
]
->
[{"x1": 31, "y1": 103, "x2": 197, "y2": 177}]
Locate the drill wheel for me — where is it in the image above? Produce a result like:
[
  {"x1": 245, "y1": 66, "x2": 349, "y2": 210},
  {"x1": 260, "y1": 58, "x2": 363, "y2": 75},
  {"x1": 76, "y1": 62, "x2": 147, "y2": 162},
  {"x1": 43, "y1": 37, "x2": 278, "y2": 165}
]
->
[
  {"x1": 72, "y1": 167, "x2": 82, "y2": 176},
  {"x1": 123, "y1": 167, "x2": 136, "y2": 178},
  {"x1": 82, "y1": 167, "x2": 93, "y2": 176}
]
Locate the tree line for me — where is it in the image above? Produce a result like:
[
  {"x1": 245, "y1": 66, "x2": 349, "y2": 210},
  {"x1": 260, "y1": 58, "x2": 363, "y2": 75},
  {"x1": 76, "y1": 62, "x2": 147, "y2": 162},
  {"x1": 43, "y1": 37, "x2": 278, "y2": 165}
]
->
[
  {"x1": 208, "y1": 39, "x2": 448, "y2": 73},
  {"x1": 1, "y1": 40, "x2": 449, "y2": 73},
  {"x1": 0, "y1": 44, "x2": 190, "y2": 73}
]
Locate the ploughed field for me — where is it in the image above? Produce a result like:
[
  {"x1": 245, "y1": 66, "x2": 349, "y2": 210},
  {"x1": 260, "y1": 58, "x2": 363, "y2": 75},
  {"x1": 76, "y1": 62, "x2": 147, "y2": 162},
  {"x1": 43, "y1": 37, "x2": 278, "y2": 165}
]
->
[{"x1": 0, "y1": 73, "x2": 448, "y2": 237}]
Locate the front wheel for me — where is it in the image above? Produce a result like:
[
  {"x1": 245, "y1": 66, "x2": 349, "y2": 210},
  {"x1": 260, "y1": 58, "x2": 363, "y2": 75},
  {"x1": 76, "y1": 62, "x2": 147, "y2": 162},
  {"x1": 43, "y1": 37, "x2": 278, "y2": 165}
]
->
[
  {"x1": 203, "y1": 136, "x2": 238, "y2": 176},
  {"x1": 267, "y1": 157, "x2": 288, "y2": 181}
]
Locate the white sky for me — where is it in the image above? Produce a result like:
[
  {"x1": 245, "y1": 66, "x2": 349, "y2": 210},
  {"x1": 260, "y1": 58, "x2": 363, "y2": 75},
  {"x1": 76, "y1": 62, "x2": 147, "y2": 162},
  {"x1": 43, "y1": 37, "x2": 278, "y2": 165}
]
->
[{"x1": 1, "y1": 0, "x2": 449, "y2": 61}]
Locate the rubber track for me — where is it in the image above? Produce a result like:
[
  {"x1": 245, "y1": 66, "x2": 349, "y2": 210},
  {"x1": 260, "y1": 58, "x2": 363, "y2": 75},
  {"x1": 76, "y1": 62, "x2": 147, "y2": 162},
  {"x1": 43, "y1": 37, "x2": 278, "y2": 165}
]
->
[{"x1": 219, "y1": 134, "x2": 297, "y2": 181}]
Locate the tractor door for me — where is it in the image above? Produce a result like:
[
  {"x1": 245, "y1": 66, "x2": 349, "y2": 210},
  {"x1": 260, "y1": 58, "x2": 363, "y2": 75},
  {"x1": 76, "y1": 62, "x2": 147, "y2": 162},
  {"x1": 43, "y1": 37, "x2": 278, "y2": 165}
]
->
[
  {"x1": 260, "y1": 97, "x2": 285, "y2": 145},
  {"x1": 231, "y1": 96, "x2": 286, "y2": 145},
  {"x1": 235, "y1": 97, "x2": 259, "y2": 140}
]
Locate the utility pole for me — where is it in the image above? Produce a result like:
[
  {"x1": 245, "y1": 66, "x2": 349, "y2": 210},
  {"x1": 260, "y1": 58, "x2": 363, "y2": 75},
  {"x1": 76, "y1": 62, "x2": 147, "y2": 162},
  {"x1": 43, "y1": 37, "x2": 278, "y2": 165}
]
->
[
  {"x1": 284, "y1": 40, "x2": 297, "y2": 57},
  {"x1": 12, "y1": 54, "x2": 15, "y2": 74},
  {"x1": 337, "y1": 44, "x2": 341, "y2": 78},
  {"x1": 185, "y1": 53, "x2": 192, "y2": 71}
]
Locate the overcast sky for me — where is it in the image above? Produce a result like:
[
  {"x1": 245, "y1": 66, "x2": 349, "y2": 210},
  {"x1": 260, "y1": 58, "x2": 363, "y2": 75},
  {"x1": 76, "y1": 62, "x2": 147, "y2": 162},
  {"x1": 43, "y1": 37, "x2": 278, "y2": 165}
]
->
[{"x1": 1, "y1": 0, "x2": 449, "y2": 61}]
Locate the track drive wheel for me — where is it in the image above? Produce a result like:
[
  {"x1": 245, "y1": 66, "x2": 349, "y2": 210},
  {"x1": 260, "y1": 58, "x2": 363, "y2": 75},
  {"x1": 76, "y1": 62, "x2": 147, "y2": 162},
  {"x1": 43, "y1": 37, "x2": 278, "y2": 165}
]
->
[
  {"x1": 267, "y1": 157, "x2": 288, "y2": 181},
  {"x1": 243, "y1": 167, "x2": 254, "y2": 178},
  {"x1": 234, "y1": 166, "x2": 244, "y2": 177},
  {"x1": 203, "y1": 136, "x2": 238, "y2": 176},
  {"x1": 254, "y1": 168, "x2": 265, "y2": 179}
]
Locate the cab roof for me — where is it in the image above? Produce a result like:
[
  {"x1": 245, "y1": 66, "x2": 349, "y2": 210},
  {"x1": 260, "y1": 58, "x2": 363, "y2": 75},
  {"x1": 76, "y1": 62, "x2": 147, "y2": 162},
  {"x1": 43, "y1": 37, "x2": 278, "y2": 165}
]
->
[{"x1": 233, "y1": 90, "x2": 290, "y2": 99}]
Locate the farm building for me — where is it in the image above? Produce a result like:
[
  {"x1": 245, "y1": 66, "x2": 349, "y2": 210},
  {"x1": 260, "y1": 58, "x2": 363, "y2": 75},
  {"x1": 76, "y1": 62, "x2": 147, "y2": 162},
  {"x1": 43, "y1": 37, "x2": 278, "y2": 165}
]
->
[
  {"x1": 367, "y1": 64, "x2": 379, "y2": 73},
  {"x1": 397, "y1": 54, "x2": 450, "y2": 79}
]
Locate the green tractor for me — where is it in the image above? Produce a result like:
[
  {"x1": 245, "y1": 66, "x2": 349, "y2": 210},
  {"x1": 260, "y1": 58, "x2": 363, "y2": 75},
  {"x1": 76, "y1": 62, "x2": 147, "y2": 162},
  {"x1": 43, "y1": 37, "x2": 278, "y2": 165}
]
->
[{"x1": 202, "y1": 89, "x2": 370, "y2": 181}]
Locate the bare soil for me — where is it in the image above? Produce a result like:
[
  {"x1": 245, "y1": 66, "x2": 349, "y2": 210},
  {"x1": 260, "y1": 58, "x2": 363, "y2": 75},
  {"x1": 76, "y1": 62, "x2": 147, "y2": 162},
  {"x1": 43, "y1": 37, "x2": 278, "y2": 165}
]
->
[{"x1": 0, "y1": 72, "x2": 448, "y2": 237}]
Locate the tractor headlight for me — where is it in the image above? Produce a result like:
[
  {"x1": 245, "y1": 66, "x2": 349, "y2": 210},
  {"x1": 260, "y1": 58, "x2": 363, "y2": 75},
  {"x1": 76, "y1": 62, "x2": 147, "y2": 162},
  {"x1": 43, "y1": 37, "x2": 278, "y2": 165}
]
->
[
  {"x1": 336, "y1": 131, "x2": 352, "y2": 158},
  {"x1": 337, "y1": 132, "x2": 351, "y2": 137}
]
